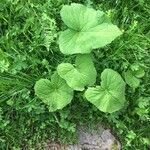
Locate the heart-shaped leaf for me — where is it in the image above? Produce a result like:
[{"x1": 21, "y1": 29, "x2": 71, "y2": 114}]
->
[
  {"x1": 57, "y1": 54, "x2": 97, "y2": 91},
  {"x1": 59, "y1": 3, "x2": 122, "y2": 55},
  {"x1": 85, "y1": 69, "x2": 126, "y2": 113},
  {"x1": 34, "y1": 73, "x2": 74, "y2": 112}
]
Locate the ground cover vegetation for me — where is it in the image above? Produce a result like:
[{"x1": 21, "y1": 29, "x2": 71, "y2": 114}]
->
[{"x1": 0, "y1": 0, "x2": 150, "y2": 149}]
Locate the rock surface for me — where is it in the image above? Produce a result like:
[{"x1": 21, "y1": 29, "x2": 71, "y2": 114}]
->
[{"x1": 41, "y1": 125, "x2": 121, "y2": 150}]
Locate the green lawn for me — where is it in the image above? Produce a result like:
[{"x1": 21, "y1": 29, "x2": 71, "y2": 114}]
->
[{"x1": 0, "y1": 0, "x2": 150, "y2": 149}]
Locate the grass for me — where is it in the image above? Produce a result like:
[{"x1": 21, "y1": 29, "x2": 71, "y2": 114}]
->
[{"x1": 0, "y1": 0, "x2": 150, "y2": 149}]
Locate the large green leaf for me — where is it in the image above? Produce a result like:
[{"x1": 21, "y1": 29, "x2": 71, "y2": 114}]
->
[
  {"x1": 59, "y1": 3, "x2": 122, "y2": 55},
  {"x1": 60, "y1": 3, "x2": 103, "y2": 31},
  {"x1": 57, "y1": 54, "x2": 97, "y2": 91},
  {"x1": 85, "y1": 69, "x2": 126, "y2": 113},
  {"x1": 34, "y1": 73, "x2": 74, "y2": 112}
]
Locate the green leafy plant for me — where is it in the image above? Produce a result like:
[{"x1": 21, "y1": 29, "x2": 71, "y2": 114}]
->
[
  {"x1": 57, "y1": 54, "x2": 97, "y2": 91},
  {"x1": 1, "y1": 0, "x2": 150, "y2": 149},
  {"x1": 34, "y1": 3, "x2": 125, "y2": 113},
  {"x1": 85, "y1": 69, "x2": 126, "y2": 113},
  {"x1": 34, "y1": 73, "x2": 74, "y2": 112},
  {"x1": 59, "y1": 3, "x2": 122, "y2": 55}
]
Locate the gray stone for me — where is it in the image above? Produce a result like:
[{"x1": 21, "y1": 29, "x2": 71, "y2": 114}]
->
[
  {"x1": 42, "y1": 125, "x2": 121, "y2": 150},
  {"x1": 76, "y1": 125, "x2": 121, "y2": 150}
]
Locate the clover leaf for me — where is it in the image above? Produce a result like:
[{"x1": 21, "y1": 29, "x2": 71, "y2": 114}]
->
[
  {"x1": 123, "y1": 63, "x2": 145, "y2": 88},
  {"x1": 34, "y1": 73, "x2": 74, "y2": 112},
  {"x1": 124, "y1": 70, "x2": 140, "y2": 88},
  {"x1": 57, "y1": 54, "x2": 97, "y2": 91},
  {"x1": 59, "y1": 3, "x2": 122, "y2": 55},
  {"x1": 130, "y1": 63, "x2": 145, "y2": 78},
  {"x1": 85, "y1": 69, "x2": 126, "y2": 113}
]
